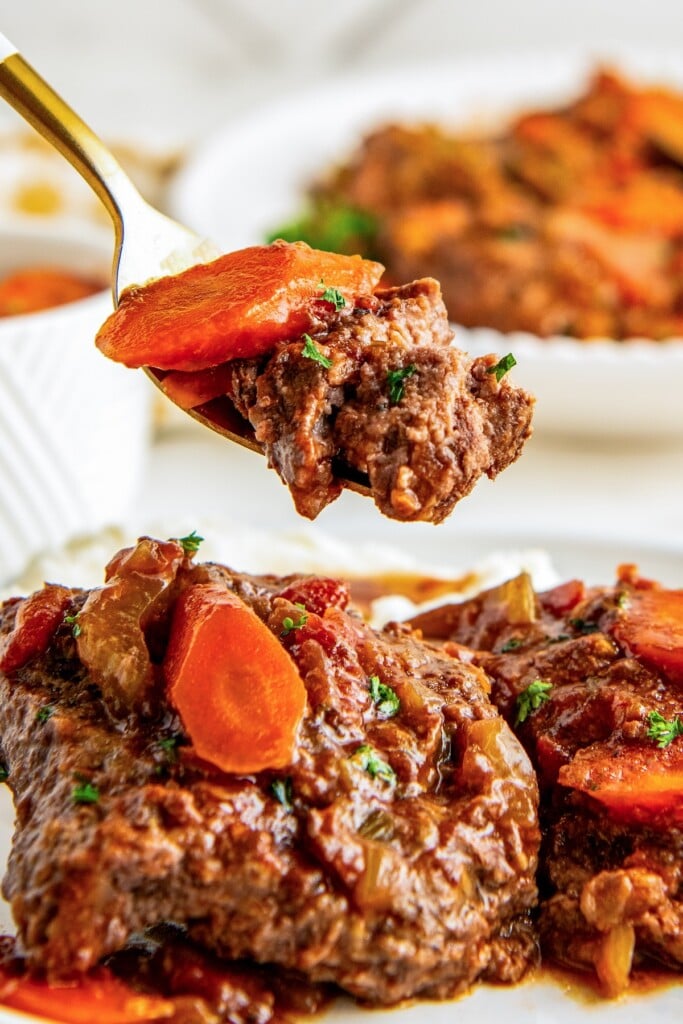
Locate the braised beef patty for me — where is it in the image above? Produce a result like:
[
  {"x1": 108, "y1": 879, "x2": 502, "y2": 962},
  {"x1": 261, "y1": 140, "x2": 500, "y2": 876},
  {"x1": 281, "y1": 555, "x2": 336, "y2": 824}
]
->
[
  {"x1": 0, "y1": 538, "x2": 539, "y2": 1004},
  {"x1": 410, "y1": 572, "x2": 683, "y2": 994},
  {"x1": 227, "y1": 280, "x2": 533, "y2": 522}
]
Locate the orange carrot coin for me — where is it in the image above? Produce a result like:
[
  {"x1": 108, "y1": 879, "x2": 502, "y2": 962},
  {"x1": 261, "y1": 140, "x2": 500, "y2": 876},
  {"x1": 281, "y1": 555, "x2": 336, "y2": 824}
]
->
[
  {"x1": 96, "y1": 240, "x2": 384, "y2": 371},
  {"x1": 164, "y1": 582, "x2": 307, "y2": 773}
]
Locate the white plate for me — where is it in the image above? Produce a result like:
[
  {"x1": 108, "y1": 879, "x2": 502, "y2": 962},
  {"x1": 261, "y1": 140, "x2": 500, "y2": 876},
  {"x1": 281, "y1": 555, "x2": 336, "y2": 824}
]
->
[
  {"x1": 170, "y1": 46, "x2": 683, "y2": 441},
  {"x1": 1, "y1": 525, "x2": 683, "y2": 1022}
]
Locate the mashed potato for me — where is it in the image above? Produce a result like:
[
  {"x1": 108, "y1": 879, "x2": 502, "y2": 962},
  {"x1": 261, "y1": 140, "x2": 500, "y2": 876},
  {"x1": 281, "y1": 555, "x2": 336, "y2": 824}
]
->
[{"x1": 1, "y1": 519, "x2": 558, "y2": 627}]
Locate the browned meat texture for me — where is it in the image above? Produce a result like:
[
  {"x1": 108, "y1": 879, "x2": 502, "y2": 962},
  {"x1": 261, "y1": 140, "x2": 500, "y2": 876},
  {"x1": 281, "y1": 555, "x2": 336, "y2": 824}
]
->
[
  {"x1": 229, "y1": 279, "x2": 533, "y2": 521},
  {"x1": 410, "y1": 573, "x2": 683, "y2": 994},
  {"x1": 0, "y1": 541, "x2": 539, "y2": 1005}
]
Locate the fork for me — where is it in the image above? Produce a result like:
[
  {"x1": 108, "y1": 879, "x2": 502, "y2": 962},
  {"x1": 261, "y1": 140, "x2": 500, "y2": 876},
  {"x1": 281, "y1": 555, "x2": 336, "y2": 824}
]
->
[{"x1": 0, "y1": 32, "x2": 371, "y2": 492}]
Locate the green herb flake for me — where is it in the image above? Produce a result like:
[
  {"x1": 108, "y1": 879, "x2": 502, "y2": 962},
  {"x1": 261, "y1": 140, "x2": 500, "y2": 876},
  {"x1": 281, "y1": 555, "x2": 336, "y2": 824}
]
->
[
  {"x1": 515, "y1": 679, "x2": 553, "y2": 726},
  {"x1": 178, "y1": 530, "x2": 204, "y2": 556},
  {"x1": 271, "y1": 777, "x2": 294, "y2": 811},
  {"x1": 569, "y1": 618, "x2": 600, "y2": 635},
  {"x1": 281, "y1": 603, "x2": 308, "y2": 637},
  {"x1": 350, "y1": 744, "x2": 396, "y2": 784},
  {"x1": 387, "y1": 364, "x2": 417, "y2": 405},
  {"x1": 646, "y1": 710, "x2": 683, "y2": 749},
  {"x1": 35, "y1": 706, "x2": 54, "y2": 725},
  {"x1": 301, "y1": 334, "x2": 333, "y2": 370},
  {"x1": 157, "y1": 735, "x2": 183, "y2": 763},
  {"x1": 500, "y1": 637, "x2": 523, "y2": 653},
  {"x1": 64, "y1": 613, "x2": 81, "y2": 638},
  {"x1": 319, "y1": 281, "x2": 346, "y2": 310},
  {"x1": 72, "y1": 781, "x2": 100, "y2": 805},
  {"x1": 616, "y1": 591, "x2": 630, "y2": 610},
  {"x1": 0, "y1": 766, "x2": 8, "y2": 783},
  {"x1": 486, "y1": 353, "x2": 517, "y2": 383},
  {"x1": 368, "y1": 675, "x2": 400, "y2": 718}
]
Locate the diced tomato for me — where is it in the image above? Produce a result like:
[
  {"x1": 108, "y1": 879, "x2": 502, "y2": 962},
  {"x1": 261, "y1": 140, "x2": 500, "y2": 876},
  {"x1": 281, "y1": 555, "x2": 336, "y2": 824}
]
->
[
  {"x1": 539, "y1": 579, "x2": 585, "y2": 616},
  {"x1": 278, "y1": 577, "x2": 350, "y2": 616},
  {"x1": 0, "y1": 585, "x2": 72, "y2": 673}
]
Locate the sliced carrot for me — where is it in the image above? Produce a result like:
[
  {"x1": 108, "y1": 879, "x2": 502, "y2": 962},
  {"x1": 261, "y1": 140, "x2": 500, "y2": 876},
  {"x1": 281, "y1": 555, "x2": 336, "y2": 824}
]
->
[
  {"x1": 560, "y1": 742, "x2": 683, "y2": 825},
  {"x1": 164, "y1": 582, "x2": 307, "y2": 773},
  {"x1": 610, "y1": 586, "x2": 683, "y2": 684},
  {"x1": 96, "y1": 240, "x2": 384, "y2": 371},
  {"x1": 0, "y1": 585, "x2": 72, "y2": 673},
  {"x1": 0, "y1": 968, "x2": 174, "y2": 1023},
  {"x1": 160, "y1": 363, "x2": 235, "y2": 410}
]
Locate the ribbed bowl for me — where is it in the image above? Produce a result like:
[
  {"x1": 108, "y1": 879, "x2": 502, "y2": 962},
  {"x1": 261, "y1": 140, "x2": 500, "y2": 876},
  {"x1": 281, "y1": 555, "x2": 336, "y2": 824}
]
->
[{"x1": 0, "y1": 226, "x2": 153, "y2": 584}]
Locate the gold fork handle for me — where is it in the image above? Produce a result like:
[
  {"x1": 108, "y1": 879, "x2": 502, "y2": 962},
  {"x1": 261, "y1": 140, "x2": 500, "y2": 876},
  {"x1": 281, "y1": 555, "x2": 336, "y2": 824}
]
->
[{"x1": 0, "y1": 33, "x2": 138, "y2": 243}]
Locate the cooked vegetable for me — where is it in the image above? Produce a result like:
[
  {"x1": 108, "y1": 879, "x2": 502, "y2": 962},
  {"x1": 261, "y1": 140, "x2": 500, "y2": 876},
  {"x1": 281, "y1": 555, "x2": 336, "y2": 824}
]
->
[
  {"x1": 76, "y1": 538, "x2": 187, "y2": 716},
  {"x1": 368, "y1": 675, "x2": 400, "y2": 718},
  {"x1": 96, "y1": 240, "x2": 383, "y2": 371},
  {"x1": 386, "y1": 364, "x2": 417, "y2": 404},
  {"x1": 319, "y1": 283, "x2": 346, "y2": 309},
  {"x1": 350, "y1": 744, "x2": 395, "y2": 784},
  {"x1": 646, "y1": 710, "x2": 683, "y2": 749},
  {"x1": 72, "y1": 781, "x2": 100, "y2": 805},
  {"x1": 515, "y1": 679, "x2": 552, "y2": 725},
  {"x1": 281, "y1": 604, "x2": 309, "y2": 637},
  {"x1": 160, "y1": 363, "x2": 235, "y2": 409},
  {"x1": 301, "y1": 333, "x2": 333, "y2": 369},
  {"x1": 0, "y1": 585, "x2": 72, "y2": 673},
  {"x1": 610, "y1": 585, "x2": 683, "y2": 684},
  {"x1": 0, "y1": 967, "x2": 174, "y2": 1023},
  {"x1": 164, "y1": 582, "x2": 307, "y2": 774},
  {"x1": 559, "y1": 741, "x2": 683, "y2": 824},
  {"x1": 486, "y1": 353, "x2": 517, "y2": 382}
]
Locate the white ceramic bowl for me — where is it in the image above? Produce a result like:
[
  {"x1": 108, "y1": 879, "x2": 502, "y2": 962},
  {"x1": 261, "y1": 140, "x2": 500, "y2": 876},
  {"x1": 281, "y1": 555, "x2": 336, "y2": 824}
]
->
[{"x1": 0, "y1": 224, "x2": 153, "y2": 584}]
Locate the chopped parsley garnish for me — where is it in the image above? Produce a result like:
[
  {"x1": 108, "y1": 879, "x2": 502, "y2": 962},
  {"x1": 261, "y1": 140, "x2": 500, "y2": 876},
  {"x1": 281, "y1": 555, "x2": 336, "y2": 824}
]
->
[
  {"x1": 350, "y1": 744, "x2": 396, "y2": 784},
  {"x1": 616, "y1": 591, "x2": 630, "y2": 610},
  {"x1": 368, "y1": 675, "x2": 400, "y2": 718},
  {"x1": 515, "y1": 679, "x2": 553, "y2": 725},
  {"x1": 157, "y1": 735, "x2": 183, "y2": 763},
  {"x1": 0, "y1": 766, "x2": 8, "y2": 783},
  {"x1": 387, "y1": 364, "x2": 417, "y2": 405},
  {"x1": 319, "y1": 281, "x2": 346, "y2": 310},
  {"x1": 500, "y1": 637, "x2": 523, "y2": 653},
  {"x1": 72, "y1": 781, "x2": 100, "y2": 805},
  {"x1": 35, "y1": 706, "x2": 54, "y2": 725},
  {"x1": 646, "y1": 710, "x2": 683, "y2": 749},
  {"x1": 486, "y1": 353, "x2": 516, "y2": 382},
  {"x1": 178, "y1": 530, "x2": 204, "y2": 556},
  {"x1": 301, "y1": 333, "x2": 333, "y2": 369},
  {"x1": 64, "y1": 614, "x2": 81, "y2": 638},
  {"x1": 569, "y1": 618, "x2": 600, "y2": 635},
  {"x1": 271, "y1": 777, "x2": 294, "y2": 811},
  {"x1": 281, "y1": 603, "x2": 308, "y2": 637},
  {"x1": 547, "y1": 633, "x2": 571, "y2": 645}
]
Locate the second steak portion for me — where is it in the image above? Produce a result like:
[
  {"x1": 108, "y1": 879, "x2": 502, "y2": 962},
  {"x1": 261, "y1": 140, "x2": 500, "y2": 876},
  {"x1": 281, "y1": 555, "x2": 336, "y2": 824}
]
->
[
  {"x1": 410, "y1": 570, "x2": 683, "y2": 995},
  {"x1": 0, "y1": 538, "x2": 540, "y2": 1004},
  {"x1": 229, "y1": 279, "x2": 533, "y2": 521}
]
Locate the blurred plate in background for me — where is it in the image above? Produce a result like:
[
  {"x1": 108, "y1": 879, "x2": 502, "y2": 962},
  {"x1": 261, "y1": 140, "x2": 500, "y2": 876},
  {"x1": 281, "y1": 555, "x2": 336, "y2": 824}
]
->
[{"x1": 170, "y1": 47, "x2": 683, "y2": 441}]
